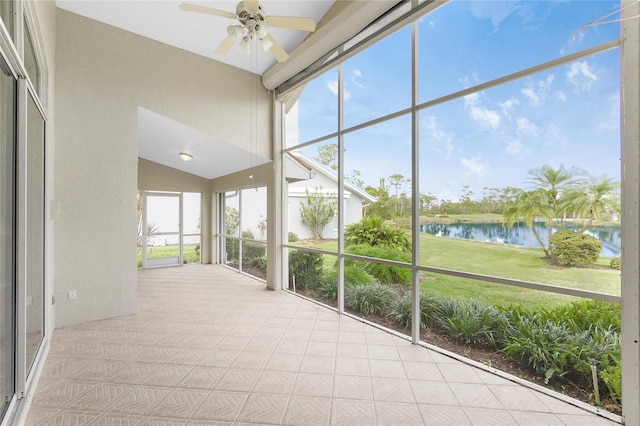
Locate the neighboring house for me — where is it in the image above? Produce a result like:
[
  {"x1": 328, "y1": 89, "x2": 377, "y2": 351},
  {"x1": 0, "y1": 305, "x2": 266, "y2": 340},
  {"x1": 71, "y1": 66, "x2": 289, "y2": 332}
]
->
[{"x1": 285, "y1": 153, "x2": 376, "y2": 240}]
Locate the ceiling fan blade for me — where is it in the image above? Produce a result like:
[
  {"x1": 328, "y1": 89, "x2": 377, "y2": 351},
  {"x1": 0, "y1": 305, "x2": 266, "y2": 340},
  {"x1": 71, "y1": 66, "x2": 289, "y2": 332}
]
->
[
  {"x1": 266, "y1": 15, "x2": 316, "y2": 32},
  {"x1": 215, "y1": 34, "x2": 238, "y2": 55},
  {"x1": 243, "y1": 0, "x2": 260, "y2": 14},
  {"x1": 179, "y1": 3, "x2": 237, "y2": 20},
  {"x1": 265, "y1": 33, "x2": 289, "y2": 62}
]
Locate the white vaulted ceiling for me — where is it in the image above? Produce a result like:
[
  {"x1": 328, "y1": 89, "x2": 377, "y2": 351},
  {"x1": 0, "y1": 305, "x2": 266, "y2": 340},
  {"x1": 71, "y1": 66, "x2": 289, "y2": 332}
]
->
[{"x1": 55, "y1": 1, "x2": 335, "y2": 179}]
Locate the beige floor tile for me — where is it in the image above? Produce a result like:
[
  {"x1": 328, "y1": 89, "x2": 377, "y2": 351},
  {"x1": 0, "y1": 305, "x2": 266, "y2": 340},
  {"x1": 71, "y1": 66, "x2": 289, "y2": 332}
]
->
[
  {"x1": 299, "y1": 355, "x2": 335, "y2": 374},
  {"x1": 253, "y1": 370, "x2": 297, "y2": 394},
  {"x1": 488, "y1": 384, "x2": 550, "y2": 412},
  {"x1": 375, "y1": 401, "x2": 423, "y2": 426},
  {"x1": 371, "y1": 377, "x2": 415, "y2": 403},
  {"x1": 197, "y1": 349, "x2": 240, "y2": 368},
  {"x1": 335, "y1": 357, "x2": 371, "y2": 377},
  {"x1": 337, "y1": 343, "x2": 368, "y2": 359},
  {"x1": 369, "y1": 359, "x2": 407, "y2": 378},
  {"x1": 109, "y1": 386, "x2": 171, "y2": 416},
  {"x1": 419, "y1": 405, "x2": 471, "y2": 425},
  {"x1": 177, "y1": 366, "x2": 226, "y2": 390},
  {"x1": 24, "y1": 265, "x2": 616, "y2": 425},
  {"x1": 509, "y1": 410, "x2": 564, "y2": 425},
  {"x1": 214, "y1": 368, "x2": 262, "y2": 392},
  {"x1": 265, "y1": 353, "x2": 303, "y2": 373},
  {"x1": 463, "y1": 407, "x2": 517, "y2": 425},
  {"x1": 191, "y1": 390, "x2": 249, "y2": 421},
  {"x1": 403, "y1": 361, "x2": 445, "y2": 382},
  {"x1": 436, "y1": 362, "x2": 484, "y2": 383},
  {"x1": 68, "y1": 383, "x2": 135, "y2": 412},
  {"x1": 238, "y1": 393, "x2": 290, "y2": 424},
  {"x1": 94, "y1": 413, "x2": 145, "y2": 425},
  {"x1": 334, "y1": 375, "x2": 373, "y2": 400},
  {"x1": 141, "y1": 365, "x2": 193, "y2": 387},
  {"x1": 450, "y1": 382, "x2": 504, "y2": 409},
  {"x1": 332, "y1": 398, "x2": 377, "y2": 425},
  {"x1": 410, "y1": 381, "x2": 459, "y2": 406},
  {"x1": 283, "y1": 396, "x2": 331, "y2": 425},
  {"x1": 147, "y1": 388, "x2": 210, "y2": 419},
  {"x1": 293, "y1": 373, "x2": 334, "y2": 398},
  {"x1": 139, "y1": 416, "x2": 189, "y2": 426}
]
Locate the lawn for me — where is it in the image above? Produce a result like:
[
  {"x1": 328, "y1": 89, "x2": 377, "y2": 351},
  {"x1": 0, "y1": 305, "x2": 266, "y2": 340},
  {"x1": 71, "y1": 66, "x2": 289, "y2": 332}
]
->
[
  {"x1": 137, "y1": 244, "x2": 200, "y2": 267},
  {"x1": 291, "y1": 234, "x2": 620, "y2": 310}
]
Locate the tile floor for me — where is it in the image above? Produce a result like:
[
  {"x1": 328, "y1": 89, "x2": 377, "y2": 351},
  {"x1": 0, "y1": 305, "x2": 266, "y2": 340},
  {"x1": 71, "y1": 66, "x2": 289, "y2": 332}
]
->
[{"x1": 24, "y1": 264, "x2": 619, "y2": 425}]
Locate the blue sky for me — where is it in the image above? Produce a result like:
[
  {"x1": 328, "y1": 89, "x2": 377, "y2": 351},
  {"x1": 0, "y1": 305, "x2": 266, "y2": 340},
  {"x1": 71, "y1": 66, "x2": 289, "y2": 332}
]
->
[{"x1": 289, "y1": 0, "x2": 621, "y2": 202}]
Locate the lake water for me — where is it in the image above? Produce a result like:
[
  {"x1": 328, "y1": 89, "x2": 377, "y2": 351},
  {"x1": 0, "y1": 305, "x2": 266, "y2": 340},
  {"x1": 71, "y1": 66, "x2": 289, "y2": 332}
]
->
[{"x1": 420, "y1": 222, "x2": 621, "y2": 258}]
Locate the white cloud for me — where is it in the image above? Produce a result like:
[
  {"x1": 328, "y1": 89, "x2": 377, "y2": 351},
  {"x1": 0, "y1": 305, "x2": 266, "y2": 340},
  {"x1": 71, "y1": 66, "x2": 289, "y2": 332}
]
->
[
  {"x1": 459, "y1": 73, "x2": 479, "y2": 88},
  {"x1": 555, "y1": 91, "x2": 566, "y2": 102},
  {"x1": 521, "y1": 74, "x2": 555, "y2": 106},
  {"x1": 499, "y1": 97, "x2": 519, "y2": 117},
  {"x1": 566, "y1": 61, "x2": 598, "y2": 91},
  {"x1": 464, "y1": 92, "x2": 500, "y2": 130},
  {"x1": 351, "y1": 69, "x2": 365, "y2": 89},
  {"x1": 505, "y1": 139, "x2": 531, "y2": 159},
  {"x1": 461, "y1": 156, "x2": 487, "y2": 177},
  {"x1": 516, "y1": 117, "x2": 539, "y2": 136},
  {"x1": 327, "y1": 80, "x2": 350, "y2": 101},
  {"x1": 470, "y1": 0, "x2": 519, "y2": 29},
  {"x1": 423, "y1": 116, "x2": 454, "y2": 159}
]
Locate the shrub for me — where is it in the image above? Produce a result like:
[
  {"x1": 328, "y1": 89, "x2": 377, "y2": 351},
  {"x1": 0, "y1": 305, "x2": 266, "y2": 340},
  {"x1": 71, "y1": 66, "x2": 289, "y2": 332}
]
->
[
  {"x1": 540, "y1": 300, "x2": 620, "y2": 333},
  {"x1": 345, "y1": 284, "x2": 396, "y2": 316},
  {"x1": 242, "y1": 229, "x2": 255, "y2": 239},
  {"x1": 609, "y1": 257, "x2": 621, "y2": 270},
  {"x1": 434, "y1": 299, "x2": 511, "y2": 348},
  {"x1": 249, "y1": 256, "x2": 267, "y2": 271},
  {"x1": 601, "y1": 355, "x2": 622, "y2": 406},
  {"x1": 288, "y1": 232, "x2": 299, "y2": 242},
  {"x1": 549, "y1": 230, "x2": 602, "y2": 267},
  {"x1": 318, "y1": 277, "x2": 338, "y2": 300},
  {"x1": 318, "y1": 266, "x2": 375, "y2": 301},
  {"x1": 389, "y1": 294, "x2": 414, "y2": 329},
  {"x1": 242, "y1": 241, "x2": 266, "y2": 264},
  {"x1": 345, "y1": 216, "x2": 411, "y2": 252},
  {"x1": 344, "y1": 244, "x2": 411, "y2": 284},
  {"x1": 300, "y1": 187, "x2": 337, "y2": 239},
  {"x1": 288, "y1": 250, "x2": 324, "y2": 290},
  {"x1": 225, "y1": 238, "x2": 239, "y2": 261}
]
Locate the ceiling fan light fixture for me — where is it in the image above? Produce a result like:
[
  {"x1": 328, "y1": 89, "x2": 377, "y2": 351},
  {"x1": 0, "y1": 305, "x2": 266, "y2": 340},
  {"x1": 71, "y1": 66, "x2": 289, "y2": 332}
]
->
[
  {"x1": 179, "y1": 152, "x2": 193, "y2": 162},
  {"x1": 228, "y1": 24, "x2": 245, "y2": 41},
  {"x1": 259, "y1": 36, "x2": 273, "y2": 51},
  {"x1": 238, "y1": 37, "x2": 252, "y2": 54}
]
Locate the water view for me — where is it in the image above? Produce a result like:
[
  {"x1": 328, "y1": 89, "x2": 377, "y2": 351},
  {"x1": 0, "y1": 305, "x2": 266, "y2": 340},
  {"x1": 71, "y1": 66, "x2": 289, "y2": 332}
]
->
[{"x1": 420, "y1": 222, "x2": 621, "y2": 258}]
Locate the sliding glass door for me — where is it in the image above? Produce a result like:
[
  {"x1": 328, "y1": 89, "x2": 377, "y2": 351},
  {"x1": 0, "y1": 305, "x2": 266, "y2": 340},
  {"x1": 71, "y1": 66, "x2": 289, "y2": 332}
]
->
[{"x1": 0, "y1": 52, "x2": 16, "y2": 420}]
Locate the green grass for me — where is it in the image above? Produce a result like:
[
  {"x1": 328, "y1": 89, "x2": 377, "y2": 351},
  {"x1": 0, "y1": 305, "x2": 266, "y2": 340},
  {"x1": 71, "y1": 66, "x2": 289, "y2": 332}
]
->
[
  {"x1": 137, "y1": 244, "x2": 200, "y2": 267},
  {"x1": 295, "y1": 234, "x2": 620, "y2": 310}
]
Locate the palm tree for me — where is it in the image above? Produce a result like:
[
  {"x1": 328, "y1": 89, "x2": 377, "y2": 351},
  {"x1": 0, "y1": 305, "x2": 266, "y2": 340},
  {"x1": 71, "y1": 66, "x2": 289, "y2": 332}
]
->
[
  {"x1": 503, "y1": 189, "x2": 554, "y2": 258},
  {"x1": 559, "y1": 176, "x2": 620, "y2": 231},
  {"x1": 526, "y1": 164, "x2": 584, "y2": 210}
]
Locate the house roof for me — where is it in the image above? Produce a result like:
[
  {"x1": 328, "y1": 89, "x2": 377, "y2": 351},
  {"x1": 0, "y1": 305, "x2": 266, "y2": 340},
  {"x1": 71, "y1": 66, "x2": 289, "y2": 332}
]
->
[{"x1": 287, "y1": 152, "x2": 376, "y2": 203}]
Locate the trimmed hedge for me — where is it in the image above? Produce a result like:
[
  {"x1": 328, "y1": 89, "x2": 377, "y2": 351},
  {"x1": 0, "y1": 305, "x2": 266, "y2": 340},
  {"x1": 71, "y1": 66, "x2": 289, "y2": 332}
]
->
[{"x1": 549, "y1": 230, "x2": 602, "y2": 267}]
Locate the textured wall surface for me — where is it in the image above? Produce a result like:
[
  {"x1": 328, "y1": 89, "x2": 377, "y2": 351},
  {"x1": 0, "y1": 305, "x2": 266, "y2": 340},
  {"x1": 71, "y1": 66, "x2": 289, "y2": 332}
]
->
[{"x1": 54, "y1": 10, "x2": 271, "y2": 327}]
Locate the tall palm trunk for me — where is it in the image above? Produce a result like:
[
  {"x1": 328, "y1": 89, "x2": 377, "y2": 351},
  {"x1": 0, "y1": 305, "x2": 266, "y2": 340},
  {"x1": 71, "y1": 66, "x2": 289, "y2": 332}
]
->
[{"x1": 530, "y1": 224, "x2": 551, "y2": 258}]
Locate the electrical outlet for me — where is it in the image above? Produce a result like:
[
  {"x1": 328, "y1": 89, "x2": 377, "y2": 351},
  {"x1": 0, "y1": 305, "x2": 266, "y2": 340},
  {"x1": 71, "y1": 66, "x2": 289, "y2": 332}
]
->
[{"x1": 69, "y1": 290, "x2": 77, "y2": 300}]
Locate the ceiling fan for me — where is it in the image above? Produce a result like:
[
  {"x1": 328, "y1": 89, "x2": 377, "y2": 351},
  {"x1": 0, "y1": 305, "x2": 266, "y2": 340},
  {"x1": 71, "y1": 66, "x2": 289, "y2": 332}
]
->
[{"x1": 179, "y1": 1, "x2": 317, "y2": 62}]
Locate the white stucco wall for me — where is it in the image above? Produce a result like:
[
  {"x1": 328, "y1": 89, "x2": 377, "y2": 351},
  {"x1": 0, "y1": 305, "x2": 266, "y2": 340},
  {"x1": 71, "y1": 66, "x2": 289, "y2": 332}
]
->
[
  {"x1": 54, "y1": 10, "x2": 271, "y2": 327},
  {"x1": 287, "y1": 173, "x2": 366, "y2": 240}
]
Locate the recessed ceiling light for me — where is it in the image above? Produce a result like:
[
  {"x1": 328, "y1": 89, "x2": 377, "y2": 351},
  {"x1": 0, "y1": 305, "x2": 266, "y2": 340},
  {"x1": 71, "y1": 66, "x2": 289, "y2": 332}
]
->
[{"x1": 179, "y1": 152, "x2": 193, "y2": 162}]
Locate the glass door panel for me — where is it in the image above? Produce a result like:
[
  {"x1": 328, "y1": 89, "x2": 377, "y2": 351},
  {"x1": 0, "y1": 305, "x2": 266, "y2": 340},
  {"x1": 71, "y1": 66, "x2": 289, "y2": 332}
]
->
[
  {"x1": 143, "y1": 193, "x2": 181, "y2": 268},
  {"x1": 0, "y1": 55, "x2": 16, "y2": 419},
  {"x1": 25, "y1": 91, "x2": 44, "y2": 374}
]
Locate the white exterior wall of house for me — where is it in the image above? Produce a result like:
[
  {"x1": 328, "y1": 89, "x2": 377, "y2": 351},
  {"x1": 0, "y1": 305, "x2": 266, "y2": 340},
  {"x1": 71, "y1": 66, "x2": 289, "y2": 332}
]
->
[
  {"x1": 286, "y1": 156, "x2": 374, "y2": 240},
  {"x1": 54, "y1": 10, "x2": 271, "y2": 328}
]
